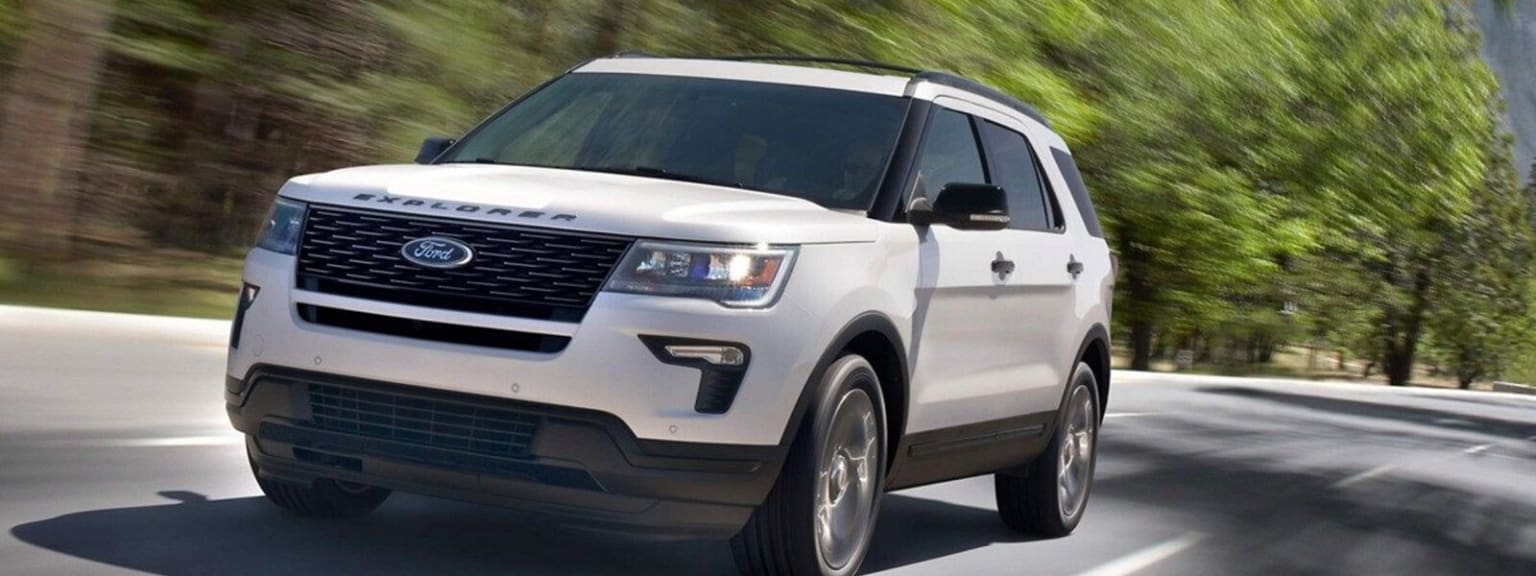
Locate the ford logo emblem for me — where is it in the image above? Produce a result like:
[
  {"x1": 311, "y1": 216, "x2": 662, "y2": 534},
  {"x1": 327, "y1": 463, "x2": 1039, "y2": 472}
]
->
[{"x1": 401, "y1": 236, "x2": 474, "y2": 269}]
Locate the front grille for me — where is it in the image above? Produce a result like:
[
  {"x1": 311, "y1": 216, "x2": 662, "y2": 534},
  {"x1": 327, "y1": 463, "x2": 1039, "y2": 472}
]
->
[
  {"x1": 308, "y1": 381, "x2": 541, "y2": 460},
  {"x1": 297, "y1": 206, "x2": 632, "y2": 322}
]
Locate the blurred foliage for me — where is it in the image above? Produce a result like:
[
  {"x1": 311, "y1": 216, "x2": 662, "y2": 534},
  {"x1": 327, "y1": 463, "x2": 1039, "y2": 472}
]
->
[{"x1": 0, "y1": 0, "x2": 1532, "y2": 384}]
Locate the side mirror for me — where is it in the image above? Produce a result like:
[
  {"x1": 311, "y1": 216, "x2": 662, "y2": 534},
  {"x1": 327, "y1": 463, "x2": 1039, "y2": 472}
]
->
[
  {"x1": 908, "y1": 183, "x2": 1010, "y2": 231},
  {"x1": 415, "y1": 137, "x2": 456, "y2": 165}
]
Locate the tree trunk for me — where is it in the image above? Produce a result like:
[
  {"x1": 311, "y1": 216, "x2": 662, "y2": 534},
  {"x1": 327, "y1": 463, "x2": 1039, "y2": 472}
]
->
[
  {"x1": 0, "y1": 0, "x2": 113, "y2": 265},
  {"x1": 1130, "y1": 319, "x2": 1153, "y2": 370},
  {"x1": 1384, "y1": 349, "x2": 1413, "y2": 387},
  {"x1": 1382, "y1": 267, "x2": 1432, "y2": 387}
]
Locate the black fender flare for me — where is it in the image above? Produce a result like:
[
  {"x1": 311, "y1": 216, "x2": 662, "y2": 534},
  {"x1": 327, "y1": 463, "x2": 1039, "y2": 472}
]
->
[
  {"x1": 775, "y1": 312, "x2": 909, "y2": 453},
  {"x1": 1066, "y1": 324, "x2": 1111, "y2": 418}
]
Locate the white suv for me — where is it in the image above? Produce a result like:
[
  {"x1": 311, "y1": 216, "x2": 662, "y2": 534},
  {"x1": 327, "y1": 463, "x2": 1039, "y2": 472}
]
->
[{"x1": 227, "y1": 55, "x2": 1113, "y2": 576}]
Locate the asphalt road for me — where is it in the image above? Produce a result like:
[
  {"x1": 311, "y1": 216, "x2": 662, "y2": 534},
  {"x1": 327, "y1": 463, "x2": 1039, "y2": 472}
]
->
[{"x1": 2, "y1": 305, "x2": 1535, "y2": 575}]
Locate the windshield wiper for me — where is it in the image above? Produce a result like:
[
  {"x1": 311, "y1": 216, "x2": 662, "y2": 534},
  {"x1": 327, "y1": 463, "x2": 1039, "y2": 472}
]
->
[
  {"x1": 439, "y1": 157, "x2": 510, "y2": 165},
  {"x1": 592, "y1": 165, "x2": 746, "y2": 190},
  {"x1": 436, "y1": 160, "x2": 748, "y2": 190}
]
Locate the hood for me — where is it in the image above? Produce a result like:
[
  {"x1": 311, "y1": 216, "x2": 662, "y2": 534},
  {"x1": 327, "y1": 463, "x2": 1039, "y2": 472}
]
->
[{"x1": 277, "y1": 164, "x2": 879, "y2": 244}]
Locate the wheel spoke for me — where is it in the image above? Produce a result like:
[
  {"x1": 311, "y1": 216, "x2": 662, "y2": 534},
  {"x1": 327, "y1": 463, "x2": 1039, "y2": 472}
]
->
[
  {"x1": 815, "y1": 386, "x2": 879, "y2": 571},
  {"x1": 1057, "y1": 384, "x2": 1097, "y2": 520}
]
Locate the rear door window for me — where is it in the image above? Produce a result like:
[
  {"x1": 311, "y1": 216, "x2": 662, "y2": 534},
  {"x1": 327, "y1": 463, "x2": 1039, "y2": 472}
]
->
[{"x1": 978, "y1": 121, "x2": 1053, "y2": 231}]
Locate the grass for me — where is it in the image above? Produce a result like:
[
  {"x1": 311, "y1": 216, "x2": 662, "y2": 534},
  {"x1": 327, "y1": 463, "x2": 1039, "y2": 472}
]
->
[{"x1": 0, "y1": 251, "x2": 242, "y2": 319}]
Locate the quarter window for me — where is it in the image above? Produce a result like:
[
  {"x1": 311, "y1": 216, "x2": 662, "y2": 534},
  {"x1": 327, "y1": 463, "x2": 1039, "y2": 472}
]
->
[{"x1": 1051, "y1": 148, "x2": 1103, "y2": 238}]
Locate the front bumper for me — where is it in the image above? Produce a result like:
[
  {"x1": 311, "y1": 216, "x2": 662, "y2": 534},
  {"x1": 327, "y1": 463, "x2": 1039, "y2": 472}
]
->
[
  {"x1": 230, "y1": 366, "x2": 785, "y2": 538},
  {"x1": 228, "y1": 247, "x2": 823, "y2": 446}
]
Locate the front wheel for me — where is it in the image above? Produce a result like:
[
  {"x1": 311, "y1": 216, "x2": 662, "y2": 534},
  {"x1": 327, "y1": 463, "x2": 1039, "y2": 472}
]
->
[
  {"x1": 996, "y1": 362, "x2": 1100, "y2": 537},
  {"x1": 732, "y1": 354, "x2": 887, "y2": 576}
]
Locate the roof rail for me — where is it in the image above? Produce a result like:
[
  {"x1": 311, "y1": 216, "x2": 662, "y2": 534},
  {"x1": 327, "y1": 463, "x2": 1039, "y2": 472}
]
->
[{"x1": 681, "y1": 54, "x2": 924, "y2": 76}]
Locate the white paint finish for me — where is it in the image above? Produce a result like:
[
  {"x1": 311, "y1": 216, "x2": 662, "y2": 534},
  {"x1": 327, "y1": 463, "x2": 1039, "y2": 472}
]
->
[
  {"x1": 998, "y1": 226, "x2": 1081, "y2": 413},
  {"x1": 903, "y1": 225, "x2": 1080, "y2": 431},
  {"x1": 1073, "y1": 532, "x2": 1207, "y2": 576},
  {"x1": 231, "y1": 241, "x2": 918, "y2": 446},
  {"x1": 280, "y1": 164, "x2": 880, "y2": 245},
  {"x1": 906, "y1": 224, "x2": 1032, "y2": 430},
  {"x1": 575, "y1": 57, "x2": 912, "y2": 96}
]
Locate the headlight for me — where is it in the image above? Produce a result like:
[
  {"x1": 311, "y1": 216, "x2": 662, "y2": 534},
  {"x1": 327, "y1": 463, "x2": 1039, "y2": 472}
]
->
[
  {"x1": 604, "y1": 241, "x2": 797, "y2": 308},
  {"x1": 255, "y1": 197, "x2": 307, "y2": 255}
]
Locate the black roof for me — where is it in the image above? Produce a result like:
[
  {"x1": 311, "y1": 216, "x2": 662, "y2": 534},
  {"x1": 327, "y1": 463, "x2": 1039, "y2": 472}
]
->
[{"x1": 610, "y1": 53, "x2": 1052, "y2": 128}]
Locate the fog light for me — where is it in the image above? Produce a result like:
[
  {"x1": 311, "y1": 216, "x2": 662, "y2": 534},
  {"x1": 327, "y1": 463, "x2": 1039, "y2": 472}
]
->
[
  {"x1": 639, "y1": 336, "x2": 753, "y2": 414},
  {"x1": 664, "y1": 345, "x2": 746, "y2": 366}
]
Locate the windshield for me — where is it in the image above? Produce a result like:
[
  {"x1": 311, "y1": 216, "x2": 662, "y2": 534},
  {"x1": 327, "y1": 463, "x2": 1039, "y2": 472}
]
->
[{"x1": 443, "y1": 73, "x2": 910, "y2": 211}]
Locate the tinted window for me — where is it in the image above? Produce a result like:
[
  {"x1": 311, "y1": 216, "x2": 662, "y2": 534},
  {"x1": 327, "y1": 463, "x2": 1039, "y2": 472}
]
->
[
  {"x1": 914, "y1": 108, "x2": 986, "y2": 198},
  {"x1": 1050, "y1": 148, "x2": 1102, "y2": 237},
  {"x1": 978, "y1": 121, "x2": 1051, "y2": 231},
  {"x1": 445, "y1": 73, "x2": 909, "y2": 210}
]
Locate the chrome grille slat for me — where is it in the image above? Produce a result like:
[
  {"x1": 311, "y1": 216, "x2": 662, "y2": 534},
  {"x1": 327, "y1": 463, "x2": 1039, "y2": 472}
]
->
[{"x1": 296, "y1": 206, "x2": 632, "y2": 321}]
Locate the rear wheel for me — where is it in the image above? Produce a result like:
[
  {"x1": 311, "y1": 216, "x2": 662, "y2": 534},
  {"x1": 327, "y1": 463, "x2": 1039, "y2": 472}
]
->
[
  {"x1": 995, "y1": 362, "x2": 1100, "y2": 537},
  {"x1": 248, "y1": 442, "x2": 391, "y2": 518},
  {"x1": 732, "y1": 354, "x2": 887, "y2": 576}
]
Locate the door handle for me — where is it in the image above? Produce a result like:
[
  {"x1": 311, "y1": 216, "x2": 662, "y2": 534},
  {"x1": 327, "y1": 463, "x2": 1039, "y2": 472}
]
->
[
  {"x1": 992, "y1": 258, "x2": 1016, "y2": 276},
  {"x1": 1067, "y1": 255, "x2": 1084, "y2": 279}
]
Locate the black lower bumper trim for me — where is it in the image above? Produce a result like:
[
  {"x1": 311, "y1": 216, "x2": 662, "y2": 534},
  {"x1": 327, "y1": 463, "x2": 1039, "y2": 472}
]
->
[
  {"x1": 227, "y1": 364, "x2": 789, "y2": 537},
  {"x1": 258, "y1": 421, "x2": 603, "y2": 491}
]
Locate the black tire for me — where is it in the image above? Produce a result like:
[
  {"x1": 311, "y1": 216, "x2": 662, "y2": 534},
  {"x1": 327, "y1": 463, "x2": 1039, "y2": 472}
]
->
[
  {"x1": 248, "y1": 442, "x2": 391, "y2": 518},
  {"x1": 732, "y1": 355, "x2": 888, "y2": 576},
  {"x1": 996, "y1": 362, "x2": 1100, "y2": 537}
]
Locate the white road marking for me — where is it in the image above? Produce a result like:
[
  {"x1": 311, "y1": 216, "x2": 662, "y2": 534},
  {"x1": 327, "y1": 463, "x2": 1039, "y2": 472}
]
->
[
  {"x1": 1073, "y1": 532, "x2": 1206, "y2": 576},
  {"x1": 1113, "y1": 370, "x2": 1536, "y2": 403},
  {"x1": 1104, "y1": 412, "x2": 1158, "y2": 419},
  {"x1": 1335, "y1": 442, "x2": 1502, "y2": 488},
  {"x1": 94, "y1": 435, "x2": 243, "y2": 448},
  {"x1": 0, "y1": 304, "x2": 229, "y2": 344},
  {"x1": 1463, "y1": 443, "x2": 1495, "y2": 455},
  {"x1": 1332, "y1": 464, "x2": 1398, "y2": 488}
]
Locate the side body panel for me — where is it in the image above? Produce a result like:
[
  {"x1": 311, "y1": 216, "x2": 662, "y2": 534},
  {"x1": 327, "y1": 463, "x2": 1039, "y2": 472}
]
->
[{"x1": 887, "y1": 84, "x2": 1112, "y2": 487}]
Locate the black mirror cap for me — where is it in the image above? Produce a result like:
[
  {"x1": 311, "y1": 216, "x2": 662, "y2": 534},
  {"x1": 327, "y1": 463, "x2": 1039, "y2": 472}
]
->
[
  {"x1": 415, "y1": 137, "x2": 456, "y2": 165},
  {"x1": 931, "y1": 182, "x2": 1010, "y2": 231}
]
